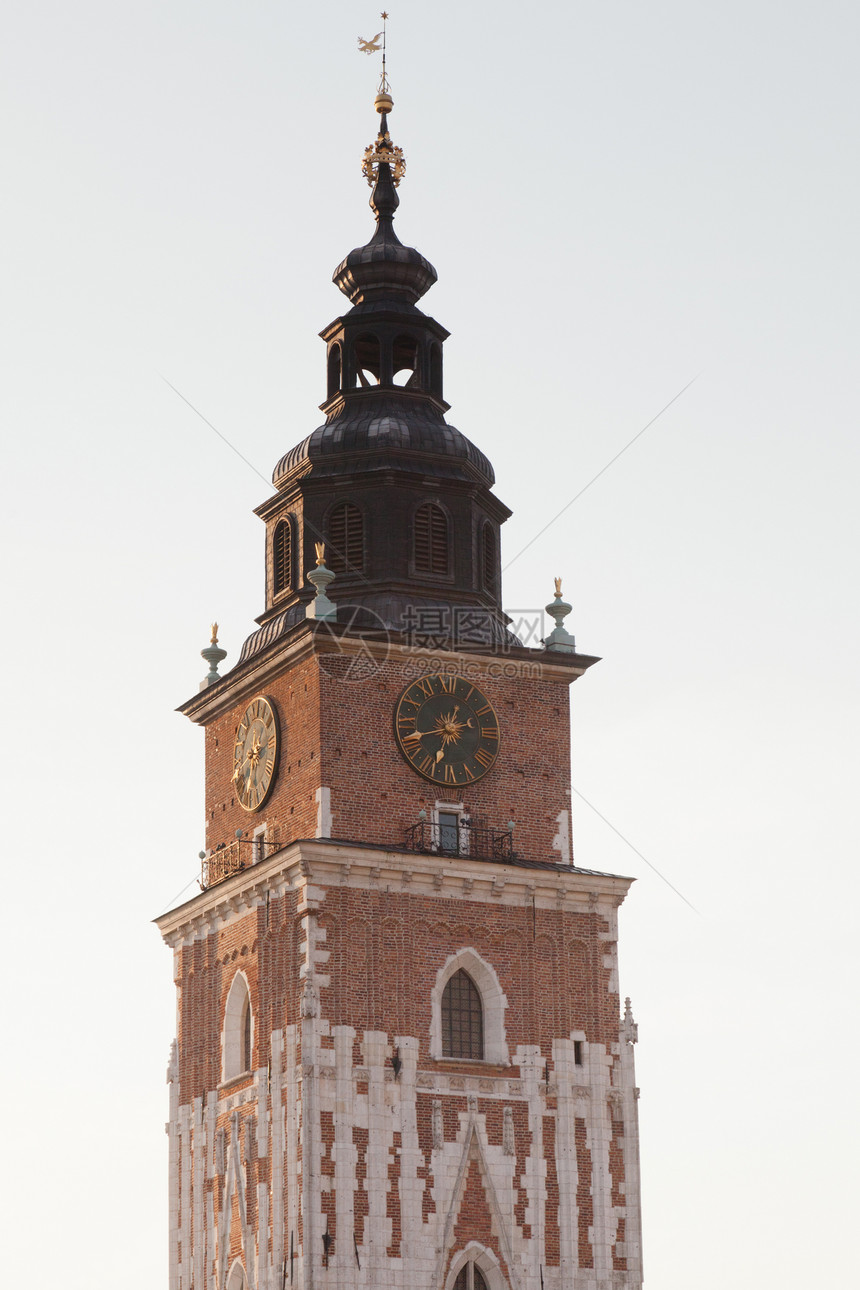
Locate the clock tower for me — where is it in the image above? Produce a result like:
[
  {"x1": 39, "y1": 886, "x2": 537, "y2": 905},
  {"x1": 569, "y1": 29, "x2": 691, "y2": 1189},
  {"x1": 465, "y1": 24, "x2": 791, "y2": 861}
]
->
[{"x1": 157, "y1": 88, "x2": 644, "y2": 1290}]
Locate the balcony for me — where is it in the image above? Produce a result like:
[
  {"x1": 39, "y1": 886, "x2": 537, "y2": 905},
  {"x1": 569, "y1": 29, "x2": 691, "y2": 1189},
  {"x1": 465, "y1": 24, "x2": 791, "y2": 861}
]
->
[
  {"x1": 200, "y1": 819, "x2": 517, "y2": 891},
  {"x1": 404, "y1": 819, "x2": 516, "y2": 862},
  {"x1": 200, "y1": 836, "x2": 278, "y2": 889}
]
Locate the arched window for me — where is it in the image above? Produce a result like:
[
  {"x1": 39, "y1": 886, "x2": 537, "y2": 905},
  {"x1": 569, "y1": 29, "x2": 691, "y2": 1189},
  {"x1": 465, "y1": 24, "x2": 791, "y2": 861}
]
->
[
  {"x1": 442, "y1": 969, "x2": 484, "y2": 1059},
  {"x1": 273, "y1": 518, "x2": 293, "y2": 596},
  {"x1": 481, "y1": 522, "x2": 497, "y2": 591},
  {"x1": 242, "y1": 994, "x2": 252, "y2": 1073},
  {"x1": 429, "y1": 343, "x2": 443, "y2": 399},
  {"x1": 454, "y1": 1267, "x2": 488, "y2": 1290},
  {"x1": 414, "y1": 502, "x2": 450, "y2": 575},
  {"x1": 327, "y1": 343, "x2": 342, "y2": 398},
  {"x1": 431, "y1": 950, "x2": 509, "y2": 1064},
  {"x1": 355, "y1": 333, "x2": 381, "y2": 386},
  {"x1": 222, "y1": 972, "x2": 253, "y2": 1081},
  {"x1": 328, "y1": 501, "x2": 365, "y2": 575},
  {"x1": 226, "y1": 1261, "x2": 247, "y2": 1290},
  {"x1": 392, "y1": 334, "x2": 418, "y2": 387}
]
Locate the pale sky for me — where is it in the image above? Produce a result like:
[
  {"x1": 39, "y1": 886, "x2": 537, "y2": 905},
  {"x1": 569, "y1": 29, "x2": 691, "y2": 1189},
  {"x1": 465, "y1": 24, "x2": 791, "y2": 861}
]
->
[{"x1": 2, "y1": 3, "x2": 858, "y2": 1287}]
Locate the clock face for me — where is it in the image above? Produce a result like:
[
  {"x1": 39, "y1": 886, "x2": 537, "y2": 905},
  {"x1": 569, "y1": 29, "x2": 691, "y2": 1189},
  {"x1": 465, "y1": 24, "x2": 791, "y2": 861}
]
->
[
  {"x1": 394, "y1": 674, "x2": 500, "y2": 786},
  {"x1": 232, "y1": 695, "x2": 280, "y2": 812}
]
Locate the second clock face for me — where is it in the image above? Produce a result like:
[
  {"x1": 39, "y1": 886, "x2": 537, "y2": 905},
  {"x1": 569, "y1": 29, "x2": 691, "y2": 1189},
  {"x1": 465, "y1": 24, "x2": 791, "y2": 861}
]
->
[
  {"x1": 394, "y1": 674, "x2": 500, "y2": 786},
  {"x1": 232, "y1": 695, "x2": 280, "y2": 811}
]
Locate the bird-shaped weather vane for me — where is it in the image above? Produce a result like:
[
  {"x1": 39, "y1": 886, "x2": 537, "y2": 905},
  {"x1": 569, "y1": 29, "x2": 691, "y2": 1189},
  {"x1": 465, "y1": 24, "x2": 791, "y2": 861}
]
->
[
  {"x1": 358, "y1": 12, "x2": 391, "y2": 96},
  {"x1": 357, "y1": 12, "x2": 405, "y2": 188}
]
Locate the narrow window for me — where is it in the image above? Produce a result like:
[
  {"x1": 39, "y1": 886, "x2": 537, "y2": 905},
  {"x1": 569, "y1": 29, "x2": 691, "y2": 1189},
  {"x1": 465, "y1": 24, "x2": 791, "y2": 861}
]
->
[
  {"x1": 481, "y1": 522, "x2": 497, "y2": 591},
  {"x1": 327, "y1": 343, "x2": 342, "y2": 398},
  {"x1": 414, "y1": 502, "x2": 449, "y2": 575},
  {"x1": 223, "y1": 972, "x2": 253, "y2": 1081},
  {"x1": 273, "y1": 518, "x2": 292, "y2": 596},
  {"x1": 328, "y1": 501, "x2": 365, "y2": 575},
  {"x1": 429, "y1": 343, "x2": 443, "y2": 399},
  {"x1": 574, "y1": 1040, "x2": 584, "y2": 1067},
  {"x1": 242, "y1": 996, "x2": 252, "y2": 1072},
  {"x1": 454, "y1": 1265, "x2": 488, "y2": 1290},
  {"x1": 355, "y1": 333, "x2": 381, "y2": 386},
  {"x1": 392, "y1": 334, "x2": 418, "y2": 386},
  {"x1": 442, "y1": 969, "x2": 484, "y2": 1059},
  {"x1": 438, "y1": 810, "x2": 459, "y2": 855}
]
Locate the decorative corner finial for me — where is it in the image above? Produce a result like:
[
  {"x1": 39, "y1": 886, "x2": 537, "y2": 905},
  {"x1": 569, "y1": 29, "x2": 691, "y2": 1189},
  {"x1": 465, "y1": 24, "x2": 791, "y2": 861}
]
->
[
  {"x1": 306, "y1": 546, "x2": 337, "y2": 622},
  {"x1": 200, "y1": 623, "x2": 228, "y2": 690},
  {"x1": 544, "y1": 577, "x2": 576, "y2": 653}
]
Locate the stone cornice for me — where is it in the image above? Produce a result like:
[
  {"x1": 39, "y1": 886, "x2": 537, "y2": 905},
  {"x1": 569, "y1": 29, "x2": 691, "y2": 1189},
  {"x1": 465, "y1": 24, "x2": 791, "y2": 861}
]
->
[
  {"x1": 154, "y1": 837, "x2": 634, "y2": 948},
  {"x1": 178, "y1": 626, "x2": 599, "y2": 724}
]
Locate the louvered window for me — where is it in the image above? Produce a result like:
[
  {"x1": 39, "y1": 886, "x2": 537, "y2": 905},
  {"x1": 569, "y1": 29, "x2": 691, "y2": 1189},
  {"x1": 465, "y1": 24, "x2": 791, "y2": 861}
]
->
[
  {"x1": 414, "y1": 502, "x2": 450, "y2": 575},
  {"x1": 442, "y1": 969, "x2": 484, "y2": 1059},
  {"x1": 482, "y1": 522, "x2": 497, "y2": 590},
  {"x1": 273, "y1": 519, "x2": 292, "y2": 595},
  {"x1": 454, "y1": 1268, "x2": 488, "y2": 1290},
  {"x1": 328, "y1": 501, "x2": 364, "y2": 575}
]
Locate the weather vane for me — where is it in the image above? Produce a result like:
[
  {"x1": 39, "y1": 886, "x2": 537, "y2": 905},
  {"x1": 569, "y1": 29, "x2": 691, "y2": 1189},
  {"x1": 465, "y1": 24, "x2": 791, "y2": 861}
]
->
[
  {"x1": 358, "y1": 12, "x2": 390, "y2": 95},
  {"x1": 357, "y1": 13, "x2": 405, "y2": 188}
]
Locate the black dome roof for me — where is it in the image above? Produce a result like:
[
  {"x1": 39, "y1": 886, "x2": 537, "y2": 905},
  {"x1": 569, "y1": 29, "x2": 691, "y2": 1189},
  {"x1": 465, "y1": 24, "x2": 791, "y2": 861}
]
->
[{"x1": 272, "y1": 397, "x2": 494, "y2": 488}]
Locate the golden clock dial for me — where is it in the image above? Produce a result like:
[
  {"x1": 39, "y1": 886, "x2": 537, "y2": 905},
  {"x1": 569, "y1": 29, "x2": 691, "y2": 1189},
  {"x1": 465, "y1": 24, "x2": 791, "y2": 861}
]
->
[
  {"x1": 232, "y1": 695, "x2": 280, "y2": 812},
  {"x1": 394, "y1": 674, "x2": 500, "y2": 785}
]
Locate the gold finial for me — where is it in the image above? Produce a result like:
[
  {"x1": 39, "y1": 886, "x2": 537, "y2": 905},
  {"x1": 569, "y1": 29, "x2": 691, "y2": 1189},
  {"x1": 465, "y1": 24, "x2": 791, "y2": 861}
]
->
[
  {"x1": 210, "y1": 622, "x2": 219, "y2": 644},
  {"x1": 553, "y1": 578, "x2": 563, "y2": 598},
  {"x1": 359, "y1": 13, "x2": 405, "y2": 186},
  {"x1": 314, "y1": 542, "x2": 326, "y2": 566}
]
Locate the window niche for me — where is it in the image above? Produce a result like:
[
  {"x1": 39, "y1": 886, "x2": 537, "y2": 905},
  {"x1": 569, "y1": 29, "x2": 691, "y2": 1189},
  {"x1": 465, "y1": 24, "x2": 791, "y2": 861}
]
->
[
  {"x1": 445, "y1": 1245, "x2": 506, "y2": 1290},
  {"x1": 226, "y1": 1261, "x2": 247, "y2": 1290},
  {"x1": 481, "y1": 521, "x2": 497, "y2": 592},
  {"x1": 272, "y1": 517, "x2": 293, "y2": 596},
  {"x1": 327, "y1": 501, "x2": 365, "y2": 575},
  {"x1": 222, "y1": 971, "x2": 253, "y2": 1082},
  {"x1": 430, "y1": 949, "x2": 509, "y2": 1064},
  {"x1": 454, "y1": 1266, "x2": 488, "y2": 1290},
  {"x1": 442, "y1": 969, "x2": 484, "y2": 1059},
  {"x1": 414, "y1": 501, "x2": 450, "y2": 576}
]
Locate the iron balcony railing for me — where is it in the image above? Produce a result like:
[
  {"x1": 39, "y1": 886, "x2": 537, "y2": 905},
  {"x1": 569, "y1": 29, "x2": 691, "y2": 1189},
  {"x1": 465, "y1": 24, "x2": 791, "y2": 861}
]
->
[
  {"x1": 404, "y1": 820, "x2": 515, "y2": 862},
  {"x1": 201, "y1": 837, "x2": 279, "y2": 890},
  {"x1": 200, "y1": 821, "x2": 516, "y2": 890}
]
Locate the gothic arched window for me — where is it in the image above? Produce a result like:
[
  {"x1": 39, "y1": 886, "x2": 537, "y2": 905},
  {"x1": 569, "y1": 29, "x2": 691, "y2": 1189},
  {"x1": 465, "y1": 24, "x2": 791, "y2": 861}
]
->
[
  {"x1": 442, "y1": 969, "x2": 484, "y2": 1059},
  {"x1": 226, "y1": 1261, "x2": 247, "y2": 1290},
  {"x1": 273, "y1": 518, "x2": 293, "y2": 596},
  {"x1": 454, "y1": 1267, "x2": 488, "y2": 1290},
  {"x1": 414, "y1": 502, "x2": 450, "y2": 576},
  {"x1": 481, "y1": 522, "x2": 497, "y2": 591},
  {"x1": 223, "y1": 972, "x2": 253, "y2": 1081},
  {"x1": 242, "y1": 994, "x2": 252, "y2": 1073},
  {"x1": 328, "y1": 501, "x2": 365, "y2": 575}
]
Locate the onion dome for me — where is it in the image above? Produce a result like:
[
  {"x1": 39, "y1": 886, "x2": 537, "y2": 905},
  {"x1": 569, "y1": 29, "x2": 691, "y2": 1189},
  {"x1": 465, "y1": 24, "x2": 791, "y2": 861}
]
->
[{"x1": 332, "y1": 111, "x2": 437, "y2": 307}]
